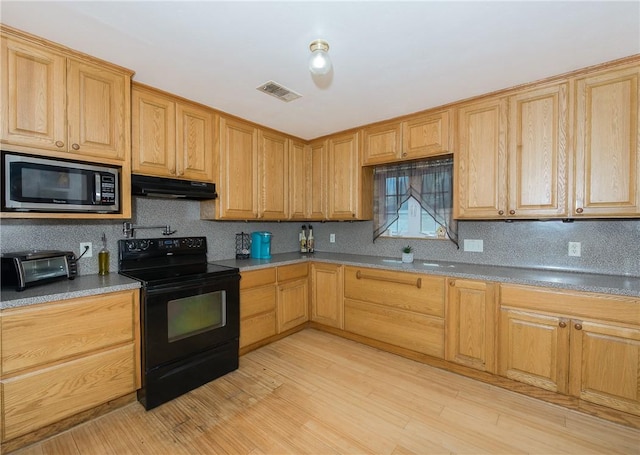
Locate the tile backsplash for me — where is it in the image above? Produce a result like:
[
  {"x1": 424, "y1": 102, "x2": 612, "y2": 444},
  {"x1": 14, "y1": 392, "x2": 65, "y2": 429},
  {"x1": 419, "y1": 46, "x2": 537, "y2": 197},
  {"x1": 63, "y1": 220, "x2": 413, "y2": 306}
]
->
[{"x1": 1, "y1": 198, "x2": 638, "y2": 277}]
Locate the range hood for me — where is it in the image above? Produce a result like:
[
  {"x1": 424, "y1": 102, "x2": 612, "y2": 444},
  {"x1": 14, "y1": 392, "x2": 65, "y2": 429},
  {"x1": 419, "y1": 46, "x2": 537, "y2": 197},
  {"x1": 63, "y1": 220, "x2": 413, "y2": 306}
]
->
[{"x1": 131, "y1": 175, "x2": 218, "y2": 200}]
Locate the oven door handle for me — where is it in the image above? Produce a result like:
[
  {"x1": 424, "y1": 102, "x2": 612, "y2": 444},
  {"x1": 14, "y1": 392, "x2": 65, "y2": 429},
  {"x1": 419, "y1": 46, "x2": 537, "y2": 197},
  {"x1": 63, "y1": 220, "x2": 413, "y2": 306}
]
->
[{"x1": 144, "y1": 277, "x2": 238, "y2": 295}]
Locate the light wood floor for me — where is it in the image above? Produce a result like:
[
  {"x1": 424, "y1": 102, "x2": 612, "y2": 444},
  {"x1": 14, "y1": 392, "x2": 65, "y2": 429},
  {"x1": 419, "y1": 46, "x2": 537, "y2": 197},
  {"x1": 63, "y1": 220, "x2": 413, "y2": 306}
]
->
[{"x1": 13, "y1": 329, "x2": 640, "y2": 455}]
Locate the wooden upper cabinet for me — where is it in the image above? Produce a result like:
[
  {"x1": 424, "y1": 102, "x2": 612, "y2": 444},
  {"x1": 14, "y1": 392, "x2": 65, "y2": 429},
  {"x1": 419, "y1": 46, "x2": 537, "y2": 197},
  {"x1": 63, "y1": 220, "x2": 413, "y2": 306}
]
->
[
  {"x1": 289, "y1": 139, "x2": 308, "y2": 220},
  {"x1": 456, "y1": 97, "x2": 508, "y2": 218},
  {"x1": 574, "y1": 64, "x2": 640, "y2": 217},
  {"x1": 1, "y1": 31, "x2": 131, "y2": 162},
  {"x1": 132, "y1": 84, "x2": 213, "y2": 181},
  {"x1": 216, "y1": 116, "x2": 258, "y2": 219},
  {"x1": 508, "y1": 83, "x2": 569, "y2": 218},
  {"x1": 67, "y1": 59, "x2": 129, "y2": 161},
  {"x1": 308, "y1": 139, "x2": 327, "y2": 220},
  {"x1": 362, "y1": 110, "x2": 451, "y2": 165},
  {"x1": 1, "y1": 36, "x2": 66, "y2": 151},
  {"x1": 402, "y1": 110, "x2": 452, "y2": 160},
  {"x1": 175, "y1": 102, "x2": 213, "y2": 181},
  {"x1": 327, "y1": 131, "x2": 372, "y2": 220},
  {"x1": 258, "y1": 130, "x2": 289, "y2": 219},
  {"x1": 132, "y1": 87, "x2": 176, "y2": 176},
  {"x1": 362, "y1": 121, "x2": 401, "y2": 165}
]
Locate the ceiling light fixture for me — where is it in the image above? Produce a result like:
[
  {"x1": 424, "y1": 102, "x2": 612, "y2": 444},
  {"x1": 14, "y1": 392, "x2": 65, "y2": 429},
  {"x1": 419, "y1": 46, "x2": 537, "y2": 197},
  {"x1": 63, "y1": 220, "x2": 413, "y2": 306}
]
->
[{"x1": 308, "y1": 39, "x2": 332, "y2": 75}]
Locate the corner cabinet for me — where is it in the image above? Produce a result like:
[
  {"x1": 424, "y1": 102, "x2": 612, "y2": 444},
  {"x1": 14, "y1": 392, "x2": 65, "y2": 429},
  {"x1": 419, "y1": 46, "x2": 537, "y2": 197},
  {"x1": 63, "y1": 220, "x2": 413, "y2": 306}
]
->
[
  {"x1": 0, "y1": 290, "x2": 140, "y2": 447},
  {"x1": 499, "y1": 284, "x2": 640, "y2": 416},
  {"x1": 1, "y1": 29, "x2": 131, "y2": 162},
  {"x1": 327, "y1": 131, "x2": 373, "y2": 220},
  {"x1": 574, "y1": 64, "x2": 640, "y2": 217},
  {"x1": 132, "y1": 83, "x2": 214, "y2": 182}
]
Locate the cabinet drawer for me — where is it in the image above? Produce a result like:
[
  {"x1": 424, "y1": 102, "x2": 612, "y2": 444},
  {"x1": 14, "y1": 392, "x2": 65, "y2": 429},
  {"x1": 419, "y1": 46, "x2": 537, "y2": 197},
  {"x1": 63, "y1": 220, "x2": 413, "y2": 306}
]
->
[
  {"x1": 2, "y1": 343, "x2": 136, "y2": 441},
  {"x1": 240, "y1": 268, "x2": 276, "y2": 290},
  {"x1": 344, "y1": 267, "x2": 445, "y2": 317},
  {"x1": 1, "y1": 290, "x2": 136, "y2": 375},
  {"x1": 277, "y1": 263, "x2": 308, "y2": 282},
  {"x1": 240, "y1": 312, "x2": 276, "y2": 348},
  {"x1": 344, "y1": 299, "x2": 444, "y2": 358},
  {"x1": 500, "y1": 284, "x2": 640, "y2": 326},
  {"x1": 241, "y1": 285, "x2": 277, "y2": 319}
]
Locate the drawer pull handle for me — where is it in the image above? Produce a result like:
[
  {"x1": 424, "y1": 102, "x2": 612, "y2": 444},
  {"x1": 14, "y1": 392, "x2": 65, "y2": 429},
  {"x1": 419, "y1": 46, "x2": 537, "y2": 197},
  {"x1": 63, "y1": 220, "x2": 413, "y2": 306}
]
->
[{"x1": 355, "y1": 270, "x2": 422, "y2": 289}]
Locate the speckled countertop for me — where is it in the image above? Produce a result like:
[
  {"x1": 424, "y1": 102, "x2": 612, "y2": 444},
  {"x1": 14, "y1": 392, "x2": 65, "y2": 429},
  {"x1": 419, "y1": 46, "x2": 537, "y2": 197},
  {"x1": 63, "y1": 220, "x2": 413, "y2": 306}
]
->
[
  {"x1": 2, "y1": 252, "x2": 638, "y2": 310},
  {"x1": 214, "y1": 252, "x2": 640, "y2": 299},
  {"x1": 0, "y1": 274, "x2": 141, "y2": 310}
]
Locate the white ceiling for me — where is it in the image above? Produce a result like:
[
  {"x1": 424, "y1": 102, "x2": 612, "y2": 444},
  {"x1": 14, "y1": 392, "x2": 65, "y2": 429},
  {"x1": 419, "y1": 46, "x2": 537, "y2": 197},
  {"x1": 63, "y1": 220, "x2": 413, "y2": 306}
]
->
[{"x1": 2, "y1": 1, "x2": 639, "y2": 140}]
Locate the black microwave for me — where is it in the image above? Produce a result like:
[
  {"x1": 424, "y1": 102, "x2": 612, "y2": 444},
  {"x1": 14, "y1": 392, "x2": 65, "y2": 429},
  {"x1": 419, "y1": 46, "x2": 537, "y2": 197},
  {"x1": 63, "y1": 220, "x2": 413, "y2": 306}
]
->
[{"x1": 2, "y1": 152, "x2": 120, "y2": 213}]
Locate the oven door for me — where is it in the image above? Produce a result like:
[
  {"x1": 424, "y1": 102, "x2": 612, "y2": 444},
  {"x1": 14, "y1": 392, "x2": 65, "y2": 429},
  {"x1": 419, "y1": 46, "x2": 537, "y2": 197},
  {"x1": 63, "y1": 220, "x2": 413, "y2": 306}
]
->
[{"x1": 142, "y1": 274, "x2": 240, "y2": 371}]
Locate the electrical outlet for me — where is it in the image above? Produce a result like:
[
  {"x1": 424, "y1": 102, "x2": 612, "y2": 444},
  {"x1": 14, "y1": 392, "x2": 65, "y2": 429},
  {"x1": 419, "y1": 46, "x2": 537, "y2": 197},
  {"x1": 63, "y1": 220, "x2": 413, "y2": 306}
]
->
[
  {"x1": 330, "y1": 233, "x2": 336, "y2": 243},
  {"x1": 568, "y1": 241, "x2": 581, "y2": 257},
  {"x1": 80, "y1": 242, "x2": 93, "y2": 258}
]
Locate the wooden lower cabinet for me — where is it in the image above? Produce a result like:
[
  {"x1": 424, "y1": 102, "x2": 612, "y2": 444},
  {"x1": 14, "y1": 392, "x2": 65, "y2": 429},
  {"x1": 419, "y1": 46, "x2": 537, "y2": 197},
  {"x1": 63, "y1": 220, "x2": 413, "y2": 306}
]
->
[
  {"x1": 0, "y1": 290, "x2": 140, "y2": 444},
  {"x1": 310, "y1": 262, "x2": 344, "y2": 329},
  {"x1": 499, "y1": 284, "x2": 640, "y2": 416},
  {"x1": 499, "y1": 308, "x2": 570, "y2": 393},
  {"x1": 276, "y1": 263, "x2": 309, "y2": 333},
  {"x1": 239, "y1": 268, "x2": 277, "y2": 349},
  {"x1": 343, "y1": 266, "x2": 445, "y2": 358},
  {"x1": 446, "y1": 279, "x2": 498, "y2": 373}
]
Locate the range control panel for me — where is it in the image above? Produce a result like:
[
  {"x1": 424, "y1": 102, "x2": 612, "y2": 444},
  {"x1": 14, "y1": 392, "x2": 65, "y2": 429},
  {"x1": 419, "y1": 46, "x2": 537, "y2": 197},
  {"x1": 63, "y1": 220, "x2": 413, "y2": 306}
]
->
[{"x1": 119, "y1": 237, "x2": 207, "y2": 261}]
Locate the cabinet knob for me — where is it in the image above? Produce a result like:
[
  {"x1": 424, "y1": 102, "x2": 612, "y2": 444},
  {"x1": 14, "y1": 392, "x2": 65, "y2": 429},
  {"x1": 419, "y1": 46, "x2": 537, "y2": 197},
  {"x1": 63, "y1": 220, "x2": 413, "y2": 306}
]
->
[
  {"x1": 55, "y1": 140, "x2": 64, "y2": 148},
  {"x1": 72, "y1": 143, "x2": 80, "y2": 150},
  {"x1": 576, "y1": 207, "x2": 584, "y2": 214},
  {"x1": 449, "y1": 280, "x2": 455, "y2": 286},
  {"x1": 574, "y1": 323, "x2": 583, "y2": 331},
  {"x1": 498, "y1": 210, "x2": 504, "y2": 216},
  {"x1": 509, "y1": 210, "x2": 516, "y2": 215},
  {"x1": 402, "y1": 152, "x2": 407, "y2": 157},
  {"x1": 558, "y1": 321, "x2": 567, "y2": 328}
]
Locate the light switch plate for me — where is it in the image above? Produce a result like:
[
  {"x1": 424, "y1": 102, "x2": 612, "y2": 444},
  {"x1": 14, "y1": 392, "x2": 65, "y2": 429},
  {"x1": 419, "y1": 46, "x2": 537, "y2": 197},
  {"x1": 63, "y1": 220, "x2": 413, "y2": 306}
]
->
[{"x1": 464, "y1": 239, "x2": 483, "y2": 252}]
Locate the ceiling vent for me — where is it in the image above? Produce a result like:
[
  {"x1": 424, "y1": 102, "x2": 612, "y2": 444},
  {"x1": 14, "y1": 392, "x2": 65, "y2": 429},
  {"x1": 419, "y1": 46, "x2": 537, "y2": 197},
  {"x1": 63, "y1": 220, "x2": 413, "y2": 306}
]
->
[{"x1": 257, "y1": 81, "x2": 302, "y2": 102}]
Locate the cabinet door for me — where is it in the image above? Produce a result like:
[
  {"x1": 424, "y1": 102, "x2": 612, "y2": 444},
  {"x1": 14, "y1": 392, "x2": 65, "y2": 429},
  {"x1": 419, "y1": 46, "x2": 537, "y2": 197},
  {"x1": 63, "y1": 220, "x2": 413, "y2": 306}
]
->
[
  {"x1": 289, "y1": 140, "x2": 308, "y2": 219},
  {"x1": 131, "y1": 87, "x2": 176, "y2": 177},
  {"x1": 308, "y1": 140, "x2": 327, "y2": 220},
  {"x1": 1, "y1": 36, "x2": 66, "y2": 151},
  {"x1": 402, "y1": 110, "x2": 451, "y2": 160},
  {"x1": 277, "y1": 279, "x2": 308, "y2": 333},
  {"x1": 456, "y1": 97, "x2": 508, "y2": 218},
  {"x1": 258, "y1": 130, "x2": 289, "y2": 219},
  {"x1": 574, "y1": 65, "x2": 640, "y2": 216},
  {"x1": 508, "y1": 83, "x2": 569, "y2": 217},
  {"x1": 218, "y1": 117, "x2": 258, "y2": 219},
  {"x1": 499, "y1": 308, "x2": 570, "y2": 393},
  {"x1": 176, "y1": 101, "x2": 213, "y2": 181},
  {"x1": 446, "y1": 279, "x2": 497, "y2": 373},
  {"x1": 310, "y1": 262, "x2": 343, "y2": 329},
  {"x1": 327, "y1": 132, "x2": 360, "y2": 219},
  {"x1": 67, "y1": 59, "x2": 129, "y2": 161},
  {"x1": 362, "y1": 121, "x2": 401, "y2": 165},
  {"x1": 569, "y1": 319, "x2": 640, "y2": 416}
]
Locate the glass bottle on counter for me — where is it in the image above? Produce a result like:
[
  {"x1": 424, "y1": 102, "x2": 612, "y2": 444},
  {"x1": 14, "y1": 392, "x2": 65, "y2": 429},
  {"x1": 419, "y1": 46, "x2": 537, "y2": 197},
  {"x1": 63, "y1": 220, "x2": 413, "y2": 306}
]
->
[
  {"x1": 98, "y1": 232, "x2": 110, "y2": 275},
  {"x1": 300, "y1": 225, "x2": 307, "y2": 253},
  {"x1": 307, "y1": 225, "x2": 314, "y2": 253}
]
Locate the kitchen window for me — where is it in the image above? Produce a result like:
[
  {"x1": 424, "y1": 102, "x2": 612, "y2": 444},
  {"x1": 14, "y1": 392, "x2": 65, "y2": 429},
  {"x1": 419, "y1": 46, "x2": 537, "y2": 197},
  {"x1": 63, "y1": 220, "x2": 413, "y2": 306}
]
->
[{"x1": 373, "y1": 155, "x2": 458, "y2": 246}]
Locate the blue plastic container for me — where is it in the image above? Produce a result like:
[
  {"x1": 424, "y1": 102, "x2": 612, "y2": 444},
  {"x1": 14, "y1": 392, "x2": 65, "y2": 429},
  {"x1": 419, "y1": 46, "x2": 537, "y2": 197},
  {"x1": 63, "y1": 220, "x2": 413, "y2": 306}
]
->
[{"x1": 250, "y1": 231, "x2": 272, "y2": 259}]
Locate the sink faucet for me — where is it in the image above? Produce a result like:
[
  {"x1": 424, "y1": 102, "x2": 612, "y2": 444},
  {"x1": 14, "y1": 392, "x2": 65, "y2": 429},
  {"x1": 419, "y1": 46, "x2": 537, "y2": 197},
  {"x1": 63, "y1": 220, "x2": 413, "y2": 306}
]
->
[{"x1": 122, "y1": 222, "x2": 177, "y2": 239}]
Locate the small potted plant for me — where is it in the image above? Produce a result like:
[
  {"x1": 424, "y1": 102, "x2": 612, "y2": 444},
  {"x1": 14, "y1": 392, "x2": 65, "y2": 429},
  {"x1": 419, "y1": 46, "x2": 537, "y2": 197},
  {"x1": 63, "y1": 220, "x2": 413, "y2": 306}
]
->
[{"x1": 401, "y1": 245, "x2": 414, "y2": 263}]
